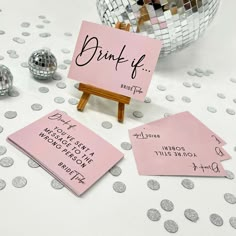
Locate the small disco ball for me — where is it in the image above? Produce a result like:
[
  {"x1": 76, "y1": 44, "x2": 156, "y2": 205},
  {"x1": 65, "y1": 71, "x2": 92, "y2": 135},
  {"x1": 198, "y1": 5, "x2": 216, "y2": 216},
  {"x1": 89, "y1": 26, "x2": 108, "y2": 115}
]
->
[
  {"x1": 0, "y1": 64, "x2": 13, "y2": 95},
  {"x1": 97, "y1": 0, "x2": 220, "y2": 57},
  {"x1": 28, "y1": 49, "x2": 57, "y2": 80}
]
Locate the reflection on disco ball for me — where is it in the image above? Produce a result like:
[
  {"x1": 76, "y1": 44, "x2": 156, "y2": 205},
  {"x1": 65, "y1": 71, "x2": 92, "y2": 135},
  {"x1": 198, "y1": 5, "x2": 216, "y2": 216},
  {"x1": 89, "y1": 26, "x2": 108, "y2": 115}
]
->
[
  {"x1": 0, "y1": 64, "x2": 13, "y2": 95},
  {"x1": 97, "y1": 0, "x2": 220, "y2": 56},
  {"x1": 28, "y1": 49, "x2": 57, "y2": 80}
]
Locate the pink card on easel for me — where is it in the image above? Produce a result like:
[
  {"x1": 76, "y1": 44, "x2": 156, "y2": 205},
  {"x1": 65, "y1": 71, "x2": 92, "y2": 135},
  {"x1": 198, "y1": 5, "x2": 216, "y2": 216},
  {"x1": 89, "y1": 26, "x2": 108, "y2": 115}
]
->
[{"x1": 7, "y1": 110, "x2": 123, "y2": 196}]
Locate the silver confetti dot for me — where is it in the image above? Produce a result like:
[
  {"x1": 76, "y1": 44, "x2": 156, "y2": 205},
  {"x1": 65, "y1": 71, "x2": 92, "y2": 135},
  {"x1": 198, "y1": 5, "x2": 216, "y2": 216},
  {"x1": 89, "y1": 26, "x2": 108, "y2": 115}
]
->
[
  {"x1": 28, "y1": 159, "x2": 40, "y2": 168},
  {"x1": 184, "y1": 209, "x2": 199, "y2": 222},
  {"x1": 7, "y1": 50, "x2": 16, "y2": 54},
  {"x1": 38, "y1": 15, "x2": 46, "y2": 19},
  {"x1": 39, "y1": 32, "x2": 51, "y2": 38},
  {"x1": 53, "y1": 73, "x2": 62, "y2": 80},
  {"x1": 109, "y1": 166, "x2": 122, "y2": 176},
  {"x1": 12, "y1": 176, "x2": 27, "y2": 188},
  {"x1": 224, "y1": 193, "x2": 236, "y2": 204},
  {"x1": 147, "y1": 209, "x2": 161, "y2": 221},
  {"x1": 207, "y1": 106, "x2": 217, "y2": 113},
  {"x1": 233, "y1": 99, "x2": 236, "y2": 103},
  {"x1": 181, "y1": 179, "x2": 194, "y2": 190},
  {"x1": 54, "y1": 97, "x2": 65, "y2": 104},
  {"x1": 206, "y1": 69, "x2": 214, "y2": 74},
  {"x1": 133, "y1": 111, "x2": 143, "y2": 118},
  {"x1": 51, "y1": 179, "x2": 64, "y2": 189},
  {"x1": 58, "y1": 64, "x2": 67, "y2": 70},
  {"x1": 0, "y1": 126, "x2": 3, "y2": 133},
  {"x1": 63, "y1": 59, "x2": 71, "y2": 65},
  {"x1": 230, "y1": 78, "x2": 236, "y2": 83},
  {"x1": 13, "y1": 37, "x2": 25, "y2": 44},
  {"x1": 121, "y1": 142, "x2": 132, "y2": 150},
  {"x1": 203, "y1": 71, "x2": 211, "y2": 76},
  {"x1": 187, "y1": 71, "x2": 196, "y2": 76},
  {"x1": 226, "y1": 108, "x2": 235, "y2": 115},
  {"x1": 64, "y1": 32, "x2": 72, "y2": 36},
  {"x1": 0, "y1": 146, "x2": 7, "y2": 155},
  {"x1": 22, "y1": 32, "x2": 30, "y2": 36},
  {"x1": 8, "y1": 89, "x2": 20, "y2": 97},
  {"x1": 225, "y1": 170, "x2": 235, "y2": 180},
  {"x1": 164, "y1": 220, "x2": 178, "y2": 233},
  {"x1": 144, "y1": 97, "x2": 151, "y2": 103},
  {"x1": 157, "y1": 85, "x2": 166, "y2": 91},
  {"x1": 31, "y1": 103, "x2": 43, "y2": 111},
  {"x1": 183, "y1": 82, "x2": 192, "y2": 88},
  {"x1": 0, "y1": 179, "x2": 6, "y2": 190},
  {"x1": 113, "y1": 181, "x2": 126, "y2": 193},
  {"x1": 38, "y1": 87, "x2": 49, "y2": 93},
  {"x1": 43, "y1": 19, "x2": 50, "y2": 24},
  {"x1": 68, "y1": 98, "x2": 78, "y2": 105},
  {"x1": 36, "y1": 24, "x2": 44, "y2": 29},
  {"x1": 210, "y1": 213, "x2": 224, "y2": 226},
  {"x1": 74, "y1": 83, "x2": 80, "y2": 89},
  {"x1": 217, "y1": 93, "x2": 226, "y2": 99},
  {"x1": 0, "y1": 157, "x2": 14, "y2": 167},
  {"x1": 192, "y1": 82, "x2": 201, "y2": 88},
  {"x1": 160, "y1": 199, "x2": 174, "y2": 212},
  {"x1": 164, "y1": 113, "x2": 171, "y2": 118},
  {"x1": 0, "y1": 30, "x2": 5, "y2": 35},
  {"x1": 229, "y1": 217, "x2": 236, "y2": 229},
  {"x1": 21, "y1": 62, "x2": 29, "y2": 68},
  {"x1": 61, "y1": 48, "x2": 70, "y2": 54},
  {"x1": 9, "y1": 53, "x2": 19, "y2": 59},
  {"x1": 195, "y1": 68, "x2": 204, "y2": 73},
  {"x1": 182, "y1": 96, "x2": 191, "y2": 103},
  {"x1": 166, "y1": 95, "x2": 175, "y2": 102},
  {"x1": 195, "y1": 72, "x2": 203, "y2": 77},
  {"x1": 56, "y1": 82, "x2": 67, "y2": 89},
  {"x1": 102, "y1": 121, "x2": 112, "y2": 129},
  {"x1": 0, "y1": 55, "x2": 4, "y2": 60},
  {"x1": 21, "y1": 22, "x2": 30, "y2": 28},
  {"x1": 147, "y1": 179, "x2": 160, "y2": 191}
]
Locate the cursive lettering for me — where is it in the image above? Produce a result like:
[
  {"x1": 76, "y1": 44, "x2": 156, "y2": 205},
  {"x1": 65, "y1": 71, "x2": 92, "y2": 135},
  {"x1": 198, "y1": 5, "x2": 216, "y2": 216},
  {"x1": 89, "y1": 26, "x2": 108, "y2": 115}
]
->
[
  {"x1": 192, "y1": 162, "x2": 220, "y2": 173},
  {"x1": 48, "y1": 113, "x2": 77, "y2": 130}
]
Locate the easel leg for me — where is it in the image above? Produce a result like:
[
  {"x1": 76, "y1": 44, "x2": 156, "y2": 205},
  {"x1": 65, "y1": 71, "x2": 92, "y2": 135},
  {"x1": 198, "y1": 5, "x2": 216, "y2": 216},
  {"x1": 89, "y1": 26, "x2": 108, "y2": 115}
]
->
[
  {"x1": 77, "y1": 92, "x2": 91, "y2": 111},
  {"x1": 118, "y1": 102, "x2": 125, "y2": 123}
]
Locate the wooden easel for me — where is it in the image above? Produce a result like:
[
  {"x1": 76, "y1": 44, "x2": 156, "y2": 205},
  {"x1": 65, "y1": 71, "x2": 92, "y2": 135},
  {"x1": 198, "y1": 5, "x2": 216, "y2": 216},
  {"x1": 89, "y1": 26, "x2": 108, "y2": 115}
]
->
[{"x1": 77, "y1": 22, "x2": 131, "y2": 123}]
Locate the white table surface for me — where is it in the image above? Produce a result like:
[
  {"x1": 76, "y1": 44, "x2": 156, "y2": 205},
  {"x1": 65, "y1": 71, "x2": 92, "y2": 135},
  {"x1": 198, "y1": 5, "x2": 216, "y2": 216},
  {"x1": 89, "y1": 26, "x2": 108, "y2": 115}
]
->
[{"x1": 0, "y1": 0, "x2": 236, "y2": 235}]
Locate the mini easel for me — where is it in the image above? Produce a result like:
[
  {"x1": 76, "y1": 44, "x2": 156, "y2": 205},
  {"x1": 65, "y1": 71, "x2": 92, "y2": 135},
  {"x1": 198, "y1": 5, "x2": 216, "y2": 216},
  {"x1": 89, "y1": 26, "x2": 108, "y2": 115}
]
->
[{"x1": 77, "y1": 22, "x2": 131, "y2": 123}]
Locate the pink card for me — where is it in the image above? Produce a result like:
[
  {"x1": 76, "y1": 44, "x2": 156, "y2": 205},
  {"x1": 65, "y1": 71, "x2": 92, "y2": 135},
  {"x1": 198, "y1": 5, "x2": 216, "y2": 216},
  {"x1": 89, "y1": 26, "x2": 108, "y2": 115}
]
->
[
  {"x1": 68, "y1": 21, "x2": 162, "y2": 101},
  {"x1": 8, "y1": 110, "x2": 123, "y2": 196},
  {"x1": 129, "y1": 112, "x2": 227, "y2": 177}
]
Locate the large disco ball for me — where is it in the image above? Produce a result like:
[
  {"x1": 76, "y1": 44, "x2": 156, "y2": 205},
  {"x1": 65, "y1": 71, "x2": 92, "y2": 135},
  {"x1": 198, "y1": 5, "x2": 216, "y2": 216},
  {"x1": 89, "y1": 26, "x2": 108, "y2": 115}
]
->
[
  {"x1": 97, "y1": 0, "x2": 220, "y2": 56},
  {"x1": 0, "y1": 64, "x2": 13, "y2": 95}
]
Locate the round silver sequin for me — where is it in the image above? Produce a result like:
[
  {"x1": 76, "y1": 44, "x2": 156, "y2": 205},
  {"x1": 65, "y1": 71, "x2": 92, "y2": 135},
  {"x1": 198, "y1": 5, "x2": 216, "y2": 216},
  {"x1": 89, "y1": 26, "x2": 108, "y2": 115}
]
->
[
  {"x1": 192, "y1": 83, "x2": 201, "y2": 88},
  {"x1": 13, "y1": 37, "x2": 25, "y2": 44},
  {"x1": 230, "y1": 78, "x2": 236, "y2": 83},
  {"x1": 102, "y1": 121, "x2": 112, "y2": 129},
  {"x1": 38, "y1": 87, "x2": 49, "y2": 93},
  {"x1": 206, "y1": 69, "x2": 214, "y2": 74},
  {"x1": 164, "y1": 113, "x2": 171, "y2": 118},
  {"x1": 68, "y1": 98, "x2": 78, "y2": 105},
  {"x1": 147, "y1": 209, "x2": 161, "y2": 222},
  {"x1": 64, "y1": 32, "x2": 72, "y2": 36},
  {"x1": 0, "y1": 179, "x2": 6, "y2": 190},
  {"x1": 217, "y1": 93, "x2": 226, "y2": 99},
  {"x1": 38, "y1": 15, "x2": 46, "y2": 19},
  {"x1": 0, "y1": 157, "x2": 14, "y2": 167},
  {"x1": 229, "y1": 217, "x2": 236, "y2": 229},
  {"x1": 39, "y1": 32, "x2": 51, "y2": 38},
  {"x1": 225, "y1": 170, "x2": 235, "y2": 180},
  {"x1": 56, "y1": 82, "x2": 67, "y2": 89},
  {"x1": 166, "y1": 95, "x2": 175, "y2": 102},
  {"x1": 0, "y1": 126, "x2": 3, "y2": 133},
  {"x1": 7, "y1": 50, "x2": 16, "y2": 54},
  {"x1": 28, "y1": 159, "x2": 40, "y2": 168},
  {"x1": 210, "y1": 213, "x2": 224, "y2": 226},
  {"x1": 184, "y1": 209, "x2": 199, "y2": 222},
  {"x1": 160, "y1": 199, "x2": 174, "y2": 212},
  {"x1": 233, "y1": 99, "x2": 236, "y2": 104},
  {"x1": 195, "y1": 72, "x2": 203, "y2": 77},
  {"x1": 226, "y1": 108, "x2": 235, "y2": 115},
  {"x1": 8, "y1": 89, "x2": 20, "y2": 97},
  {"x1": 22, "y1": 32, "x2": 30, "y2": 36},
  {"x1": 21, "y1": 62, "x2": 29, "y2": 68},
  {"x1": 144, "y1": 97, "x2": 151, "y2": 103},
  {"x1": 54, "y1": 97, "x2": 65, "y2": 104},
  {"x1": 31, "y1": 103, "x2": 43, "y2": 111},
  {"x1": 21, "y1": 22, "x2": 30, "y2": 28},
  {"x1": 207, "y1": 106, "x2": 217, "y2": 113},
  {"x1": 133, "y1": 111, "x2": 143, "y2": 118},
  {"x1": 61, "y1": 48, "x2": 70, "y2": 54},
  {"x1": 147, "y1": 179, "x2": 160, "y2": 191},
  {"x1": 187, "y1": 71, "x2": 195, "y2": 76},
  {"x1": 0, "y1": 55, "x2": 4, "y2": 60},
  {"x1": 43, "y1": 19, "x2": 50, "y2": 24},
  {"x1": 109, "y1": 166, "x2": 122, "y2": 176},
  {"x1": 53, "y1": 73, "x2": 62, "y2": 80},
  {"x1": 36, "y1": 24, "x2": 44, "y2": 29},
  {"x1": 9, "y1": 53, "x2": 19, "y2": 59},
  {"x1": 113, "y1": 181, "x2": 126, "y2": 193},
  {"x1": 0, "y1": 30, "x2": 5, "y2": 35},
  {"x1": 121, "y1": 142, "x2": 132, "y2": 150},
  {"x1": 181, "y1": 179, "x2": 194, "y2": 190},
  {"x1": 157, "y1": 85, "x2": 166, "y2": 91},
  {"x1": 12, "y1": 176, "x2": 27, "y2": 188},
  {"x1": 224, "y1": 193, "x2": 236, "y2": 204},
  {"x1": 182, "y1": 96, "x2": 191, "y2": 103},
  {"x1": 51, "y1": 179, "x2": 64, "y2": 189},
  {"x1": 58, "y1": 64, "x2": 67, "y2": 70},
  {"x1": 63, "y1": 59, "x2": 71, "y2": 65},
  {"x1": 164, "y1": 220, "x2": 178, "y2": 233},
  {"x1": 195, "y1": 68, "x2": 203, "y2": 73},
  {"x1": 183, "y1": 82, "x2": 192, "y2": 88},
  {"x1": 0, "y1": 146, "x2": 7, "y2": 155}
]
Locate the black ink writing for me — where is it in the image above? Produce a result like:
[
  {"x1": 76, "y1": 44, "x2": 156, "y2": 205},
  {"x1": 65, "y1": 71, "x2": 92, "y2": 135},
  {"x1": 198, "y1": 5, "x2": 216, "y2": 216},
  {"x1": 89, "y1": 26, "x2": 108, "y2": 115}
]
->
[
  {"x1": 48, "y1": 113, "x2": 77, "y2": 130},
  {"x1": 192, "y1": 162, "x2": 220, "y2": 173}
]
